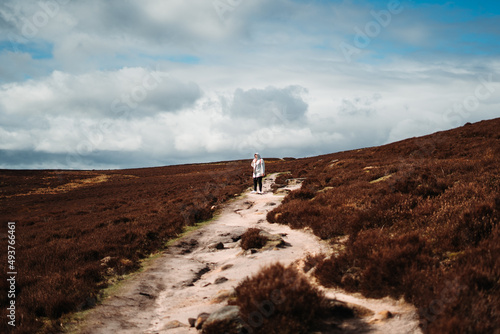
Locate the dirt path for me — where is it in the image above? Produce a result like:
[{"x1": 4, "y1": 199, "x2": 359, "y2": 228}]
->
[{"x1": 75, "y1": 174, "x2": 422, "y2": 334}]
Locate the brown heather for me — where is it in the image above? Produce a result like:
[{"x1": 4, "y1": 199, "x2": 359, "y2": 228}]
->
[
  {"x1": 0, "y1": 160, "x2": 271, "y2": 334},
  {"x1": 267, "y1": 118, "x2": 500, "y2": 333},
  {"x1": 1, "y1": 118, "x2": 499, "y2": 333},
  {"x1": 232, "y1": 263, "x2": 325, "y2": 334},
  {"x1": 240, "y1": 228, "x2": 268, "y2": 250}
]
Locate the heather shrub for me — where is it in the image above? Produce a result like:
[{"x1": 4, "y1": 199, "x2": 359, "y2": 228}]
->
[
  {"x1": 310, "y1": 215, "x2": 348, "y2": 239},
  {"x1": 272, "y1": 172, "x2": 292, "y2": 191},
  {"x1": 303, "y1": 253, "x2": 325, "y2": 273},
  {"x1": 451, "y1": 202, "x2": 498, "y2": 247},
  {"x1": 392, "y1": 168, "x2": 450, "y2": 198},
  {"x1": 282, "y1": 187, "x2": 316, "y2": 203},
  {"x1": 266, "y1": 206, "x2": 281, "y2": 224},
  {"x1": 358, "y1": 233, "x2": 435, "y2": 299},
  {"x1": 348, "y1": 192, "x2": 407, "y2": 236},
  {"x1": 267, "y1": 200, "x2": 324, "y2": 231},
  {"x1": 315, "y1": 230, "x2": 436, "y2": 299},
  {"x1": 233, "y1": 263, "x2": 325, "y2": 334},
  {"x1": 240, "y1": 228, "x2": 268, "y2": 250},
  {"x1": 425, "y1": 226, "x2": 500, "y2": 334}
]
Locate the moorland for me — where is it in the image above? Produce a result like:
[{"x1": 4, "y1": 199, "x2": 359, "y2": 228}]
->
[{"x1": 1, "y1": 117, "x2": 499, "y2": 333}]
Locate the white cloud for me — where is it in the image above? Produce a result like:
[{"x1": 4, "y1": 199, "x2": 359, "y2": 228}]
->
[
  {"x1": 386, "y1": 118, "x2": 440, "y2": 144},
  {"x1": 0, "y1": 68, "x2": 201, "y2": 118},
  {"x1": 0, "y1": 127, "x2": 33, "y2": 150},
  {"x1": 230, "y1": 85, "x2": 308, "y2": 122},
  {"x1": 0, "y1": 0, "x2": 499, "y2": 169}
]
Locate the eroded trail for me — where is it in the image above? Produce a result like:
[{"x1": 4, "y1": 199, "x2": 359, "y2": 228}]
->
[{"x1": 77, "y1": 174, "x2": 421, "y2": 334}]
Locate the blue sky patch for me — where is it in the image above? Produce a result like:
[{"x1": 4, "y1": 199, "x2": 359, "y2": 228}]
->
[{"x1": 0, "y1": 40, "x2": 54, "y2": 59}]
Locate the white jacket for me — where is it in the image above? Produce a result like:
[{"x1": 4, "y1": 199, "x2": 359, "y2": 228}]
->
[{"x1": 251, "y1": 154, "x2": 265, "y2": 178}]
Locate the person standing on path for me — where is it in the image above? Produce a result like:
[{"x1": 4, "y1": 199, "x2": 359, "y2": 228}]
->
[{"x1": 251, "y1": 153, "x2": 265, "y2": 194}]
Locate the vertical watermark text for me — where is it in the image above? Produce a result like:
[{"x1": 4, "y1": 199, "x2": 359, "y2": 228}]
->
[{"x1": 6, "y1": 222, "x2": 17, "y2": 327}]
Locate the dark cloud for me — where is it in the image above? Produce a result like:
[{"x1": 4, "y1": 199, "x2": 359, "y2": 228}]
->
[
  {"x1": 109, "y1": 76, "x2": 202, "y2": 118},
  {"x1": 0, "y1": 149, "x2": 70, "y2": 169},
  {"x1": 230, "y1": 85, "x2": 308, "y2": 123},
  {"x1": 0, "y1": 149, "x2": 164, "y2": 170},
  {"x1": 143, "y1": 79, "x2": 201, "y2": 113}
]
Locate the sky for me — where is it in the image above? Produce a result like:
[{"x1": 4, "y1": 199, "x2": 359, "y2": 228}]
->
[{"x1": 0, "y1": 0, "x2": 499, "y2": 170}]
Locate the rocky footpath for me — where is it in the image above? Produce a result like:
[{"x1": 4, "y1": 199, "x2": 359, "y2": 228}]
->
[{"x1": 76, "y1": 174, "x2": 421, "y2": 334}]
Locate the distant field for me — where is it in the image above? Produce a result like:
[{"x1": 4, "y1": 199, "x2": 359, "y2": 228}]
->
[{"x1": 1, "y1": 118, "x2": 499, "y2": 333}]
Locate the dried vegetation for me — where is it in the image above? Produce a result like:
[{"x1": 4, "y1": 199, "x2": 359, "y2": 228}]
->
[
  {"x1": 1, "y1": 118, "x2": 499, "y2": 333},
  {"x1": 266, "y1": 118, "x2": 500, "y2": 333},
  {"x1": 240, "y1": 228, "x2": 269, "y2": 250},
  {"x1": 0, "y1": 161, "x2": 259, "y2": 333},
  {"x1": 232, "y1": 263, "x2": 326, "y2": 334}
]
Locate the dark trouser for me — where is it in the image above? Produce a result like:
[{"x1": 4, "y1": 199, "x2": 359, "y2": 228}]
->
[{"x1": 253, "y1": 176, "x2": 263, "y2": 192}]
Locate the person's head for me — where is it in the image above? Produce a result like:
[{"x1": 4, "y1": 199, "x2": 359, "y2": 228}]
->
[{"x1": 254, "y1": 153, "x2": 261, "y2": 159}]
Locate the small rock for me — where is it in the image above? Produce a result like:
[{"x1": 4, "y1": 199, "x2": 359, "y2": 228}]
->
[
  {"x1": 221, "y1": 264, "x2": 233, "y2": 271},
  {"x1": 325, "y1": 299, "x2": 374, "y2": 318},
  {"x1": 209, "y1": 242, "x2": 225, "y2": 250},
  {"x1": 195, "y1": 312, "x2": 211, "y2": 329},
  {"x1": 275, "y1": 239, "x2": 290, "y2": 248},
  {"x1": 212, "y1": 289, "x2": 237, "y2": 303},
  {"x1": 259, "y1": 230, "x2": 282, "y2": 241},
  {"x1": 275, "y1": 188, "x2": 291, "y2": 195},
  {"x1": 139, "y1": 292, "x2": 154, "y2": 299},
  {"x1": 161, "y1": 320, "x2": 186, "y2": 330},
  {"x1": 188, "y1": 318, "x2": 196, "y2": 327},
  {"x1": 203, "y1": 305, "x2": 246, "y2": 332},
  {"x1": 214, "y1": 277, "x2": 229, "y2": 285}
]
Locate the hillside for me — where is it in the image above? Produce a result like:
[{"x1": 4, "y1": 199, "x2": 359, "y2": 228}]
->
[
  {"x1": 267, "y1": 118, "x2": 500, "y2": 333},
  {"x1": 1, "y1": 117, "x2": 499, "y2": 333}
]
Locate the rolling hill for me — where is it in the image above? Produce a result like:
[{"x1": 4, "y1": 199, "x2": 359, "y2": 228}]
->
[{"x1": 1, "y1": 117, "x2": 499, "y2": 333}]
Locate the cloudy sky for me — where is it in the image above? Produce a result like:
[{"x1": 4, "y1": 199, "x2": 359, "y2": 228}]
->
[{"x1": 0, "y1": 0, "x2": 499, "y2": 169}]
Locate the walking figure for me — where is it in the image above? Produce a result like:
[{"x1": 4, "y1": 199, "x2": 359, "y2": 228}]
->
[{"x1": 251, "y1": 153, "x2": 265, "y2": 194}]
